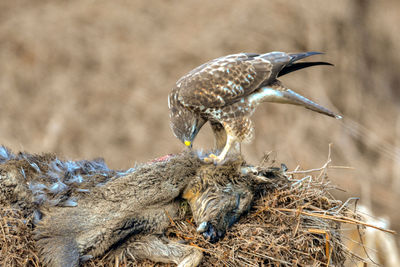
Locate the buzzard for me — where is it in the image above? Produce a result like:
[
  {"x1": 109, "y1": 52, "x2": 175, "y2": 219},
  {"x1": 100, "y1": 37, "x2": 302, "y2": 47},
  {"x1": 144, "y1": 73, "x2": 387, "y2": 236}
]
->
[{"x1": 168, "y1": 52, "x2": 341, "y2": 163}]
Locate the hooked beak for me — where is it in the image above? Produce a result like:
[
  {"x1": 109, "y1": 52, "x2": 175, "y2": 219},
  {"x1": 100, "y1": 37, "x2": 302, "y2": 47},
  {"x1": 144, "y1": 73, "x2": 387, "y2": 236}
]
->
[{"x1": 184, "y1": 140, "x2": 192, "y2": 149}]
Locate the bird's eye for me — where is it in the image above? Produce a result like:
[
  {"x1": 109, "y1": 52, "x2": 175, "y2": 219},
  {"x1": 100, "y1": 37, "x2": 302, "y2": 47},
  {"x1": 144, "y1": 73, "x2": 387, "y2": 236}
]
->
[{"x1": 184, "y1": 140, "x2": 191, "y2": 147}]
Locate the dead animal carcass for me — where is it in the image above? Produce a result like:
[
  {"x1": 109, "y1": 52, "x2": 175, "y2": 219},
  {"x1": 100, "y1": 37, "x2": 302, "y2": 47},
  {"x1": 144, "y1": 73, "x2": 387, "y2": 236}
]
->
[{"x1": 0, "y1": 146, "x2": 281, "y2": 267}]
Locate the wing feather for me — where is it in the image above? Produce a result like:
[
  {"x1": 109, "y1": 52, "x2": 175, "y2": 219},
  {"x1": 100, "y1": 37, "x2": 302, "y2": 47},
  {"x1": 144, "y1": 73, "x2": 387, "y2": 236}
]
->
[
  {"x1": 177, "y1": 53, "x2": 273, "y2": 108},
  {"x1": 175, "y1": 51, "x2": 326, "y2": 110}
]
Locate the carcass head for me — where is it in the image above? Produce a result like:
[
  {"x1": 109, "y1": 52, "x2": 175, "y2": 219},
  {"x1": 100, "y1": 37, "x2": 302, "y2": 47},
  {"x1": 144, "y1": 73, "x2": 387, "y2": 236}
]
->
[{"x1": 183, "y1": 161, "x2": 253, "y2": 243}]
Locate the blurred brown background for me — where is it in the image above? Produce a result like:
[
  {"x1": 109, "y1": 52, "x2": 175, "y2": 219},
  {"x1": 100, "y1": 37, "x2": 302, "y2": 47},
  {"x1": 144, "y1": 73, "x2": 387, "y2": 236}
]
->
[{"x1": 0, "y1": 0, "x2": 399, "y2": 235}]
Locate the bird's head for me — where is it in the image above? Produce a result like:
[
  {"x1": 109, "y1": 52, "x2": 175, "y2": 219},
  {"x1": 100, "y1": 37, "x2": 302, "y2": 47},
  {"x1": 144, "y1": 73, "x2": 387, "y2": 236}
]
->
[{"x1": 169, "y1": 105, "x2": 205, "y2": 149}]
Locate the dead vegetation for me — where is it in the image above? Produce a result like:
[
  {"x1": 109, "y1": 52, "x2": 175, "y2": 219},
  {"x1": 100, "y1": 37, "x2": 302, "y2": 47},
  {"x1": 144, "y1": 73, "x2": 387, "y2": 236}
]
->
[
  {"x1": 0, "y1": 208, "x2": 39, "y2": 266},
  {"x1": 0, "y1": 146, "x2": 394, "y2": 266}
]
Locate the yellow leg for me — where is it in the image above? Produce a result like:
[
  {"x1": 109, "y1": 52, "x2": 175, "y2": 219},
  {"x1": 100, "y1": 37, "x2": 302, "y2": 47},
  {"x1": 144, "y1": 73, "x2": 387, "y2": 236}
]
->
[{"x1": 204, "y1": 135, "x2": 236, "y2": 164}]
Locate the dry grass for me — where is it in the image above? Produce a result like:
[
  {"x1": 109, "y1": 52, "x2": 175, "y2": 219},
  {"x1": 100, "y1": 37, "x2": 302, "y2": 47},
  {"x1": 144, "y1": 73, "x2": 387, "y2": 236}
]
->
[
  {"x1": 0, "y1": 208, "x2": 40, "y2": 266},
  {"x1": 1, "y1": 148, "x2": 393, "y2": 266}
]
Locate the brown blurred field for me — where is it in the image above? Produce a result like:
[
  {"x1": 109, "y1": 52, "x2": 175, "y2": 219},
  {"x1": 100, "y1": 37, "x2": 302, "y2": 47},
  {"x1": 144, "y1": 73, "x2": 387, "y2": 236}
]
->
[{"x1": 0, "y1": 0, "x2": 399, "y2": 240}]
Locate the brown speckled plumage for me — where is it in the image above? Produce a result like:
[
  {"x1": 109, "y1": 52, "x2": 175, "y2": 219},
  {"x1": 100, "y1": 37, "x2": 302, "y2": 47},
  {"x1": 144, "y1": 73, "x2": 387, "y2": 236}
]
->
[{"x1": 169, "y1": 52, "x2": 341, "y2": 163}]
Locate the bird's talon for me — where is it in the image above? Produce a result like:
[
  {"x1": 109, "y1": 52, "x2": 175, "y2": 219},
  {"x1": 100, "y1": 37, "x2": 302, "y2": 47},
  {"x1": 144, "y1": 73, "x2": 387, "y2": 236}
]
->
[
  {"x1": 203, "y1": 154, "x2": 223, "y2": 164},
  {"x1": 203, "y1": 157, "x2": 214, "y2": 163}
]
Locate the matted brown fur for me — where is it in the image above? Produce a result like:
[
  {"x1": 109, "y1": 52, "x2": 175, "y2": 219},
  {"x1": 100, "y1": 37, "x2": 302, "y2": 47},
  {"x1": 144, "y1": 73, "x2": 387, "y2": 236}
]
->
[
  {"x1": 100, "y1": 165, "x2": 353, "y2": 266},
  {"x1": 0, "y1": 148, "x2": 363, "y2": 266}
]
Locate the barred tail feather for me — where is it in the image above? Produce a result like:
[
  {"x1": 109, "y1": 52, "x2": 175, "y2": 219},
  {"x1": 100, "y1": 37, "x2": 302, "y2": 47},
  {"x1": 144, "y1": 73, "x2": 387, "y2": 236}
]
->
[
  {"x1": 281, "y1": 89, "x2": 342, "y2": 119},
  {"x1": 249, "y1": 86, "x2": 342, "y2": 119}
]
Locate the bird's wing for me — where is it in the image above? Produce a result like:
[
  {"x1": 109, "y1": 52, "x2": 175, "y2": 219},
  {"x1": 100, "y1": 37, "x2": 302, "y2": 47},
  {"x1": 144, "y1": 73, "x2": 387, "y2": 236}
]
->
[{"x1": 176, "y1": 53, "x2": 274, "y2": 108}]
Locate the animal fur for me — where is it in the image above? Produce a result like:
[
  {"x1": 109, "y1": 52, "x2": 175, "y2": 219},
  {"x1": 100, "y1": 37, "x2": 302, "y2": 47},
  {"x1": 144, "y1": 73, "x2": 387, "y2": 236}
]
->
[{"x1": 0, "y1": 146, "x2": 284, "y2": 266}]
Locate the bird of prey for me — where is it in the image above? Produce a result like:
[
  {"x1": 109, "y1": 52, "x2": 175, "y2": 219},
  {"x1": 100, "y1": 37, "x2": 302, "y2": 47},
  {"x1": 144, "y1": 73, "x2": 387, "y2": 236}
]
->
[{"x1": 168, "y1": 51, "x2": 341, "y2": 164}]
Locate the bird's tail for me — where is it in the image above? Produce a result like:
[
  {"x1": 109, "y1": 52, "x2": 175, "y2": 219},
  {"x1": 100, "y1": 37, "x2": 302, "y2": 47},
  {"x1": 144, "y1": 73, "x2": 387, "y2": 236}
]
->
[
  {"x1": 249, "y1": 83, "x2": 342, "y2": 119},
  {"x1": 288, "y1": 51, "x2": 324, "y2": 63},
  {"x1": 278, "y1": 52, "x2": 333, "y2": 77},
  {"x1": 280, "y1": 88, "x2": 342, "y2": 119}
]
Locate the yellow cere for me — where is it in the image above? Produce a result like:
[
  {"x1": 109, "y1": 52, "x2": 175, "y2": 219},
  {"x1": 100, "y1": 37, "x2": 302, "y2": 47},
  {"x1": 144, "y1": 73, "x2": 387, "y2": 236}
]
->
[{"x1": 184, "y1": 140, "x2": 191, "y2": 147}]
